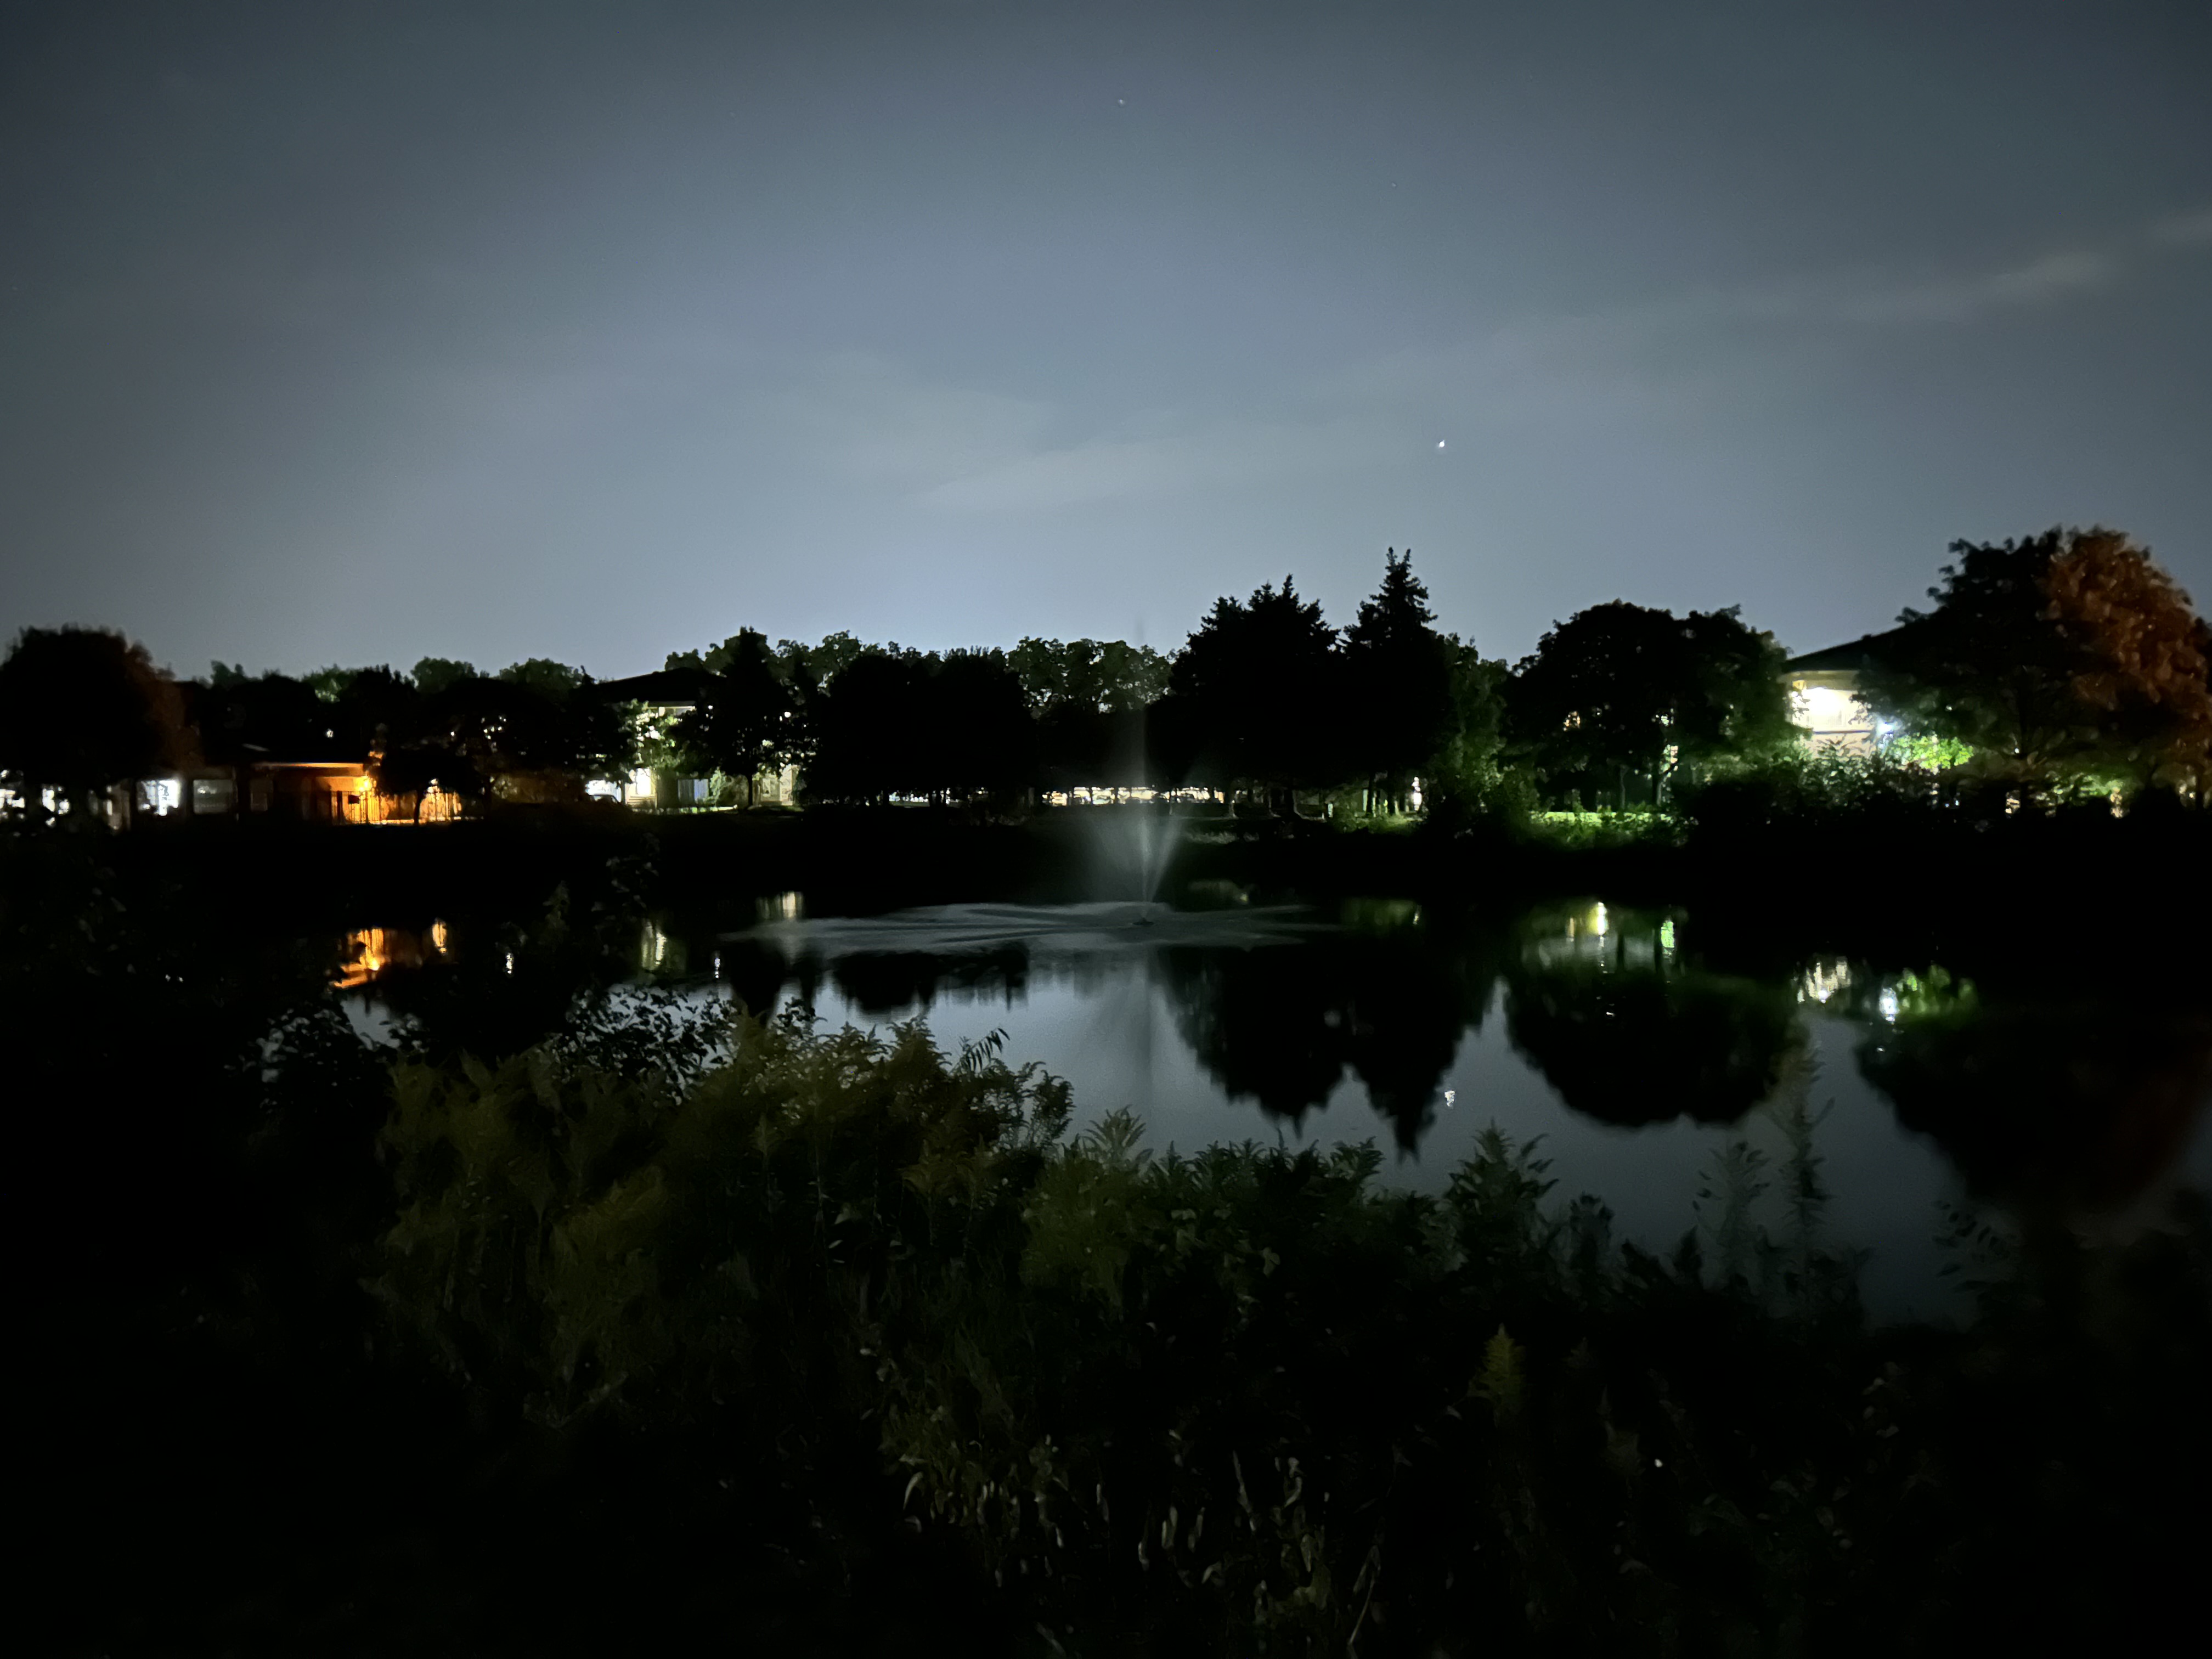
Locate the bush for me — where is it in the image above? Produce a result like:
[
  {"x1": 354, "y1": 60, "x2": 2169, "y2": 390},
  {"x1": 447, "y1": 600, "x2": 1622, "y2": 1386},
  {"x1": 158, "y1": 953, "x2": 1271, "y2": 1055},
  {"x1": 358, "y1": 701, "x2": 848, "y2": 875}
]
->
[{"x1": 368, "y1": 1005, "x2": 2211, "y2": 1653}]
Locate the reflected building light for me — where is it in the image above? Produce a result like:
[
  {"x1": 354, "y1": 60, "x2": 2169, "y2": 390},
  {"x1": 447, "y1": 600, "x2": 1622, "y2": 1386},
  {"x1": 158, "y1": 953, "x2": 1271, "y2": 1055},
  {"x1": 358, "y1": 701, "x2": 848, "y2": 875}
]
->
[
  {"x1": 758, "y1": 891, "x2": 804, "y2": 923},
  {"x1": 1878, "y1": 988, "x2": 1900, "y2": 1023},
  {"x1": 505, "y1": 951, "x2": 516, "y2": 976},
  {"x1": 642, "y1": 920, "x2": 668, "y2": 969},
  {"x1": 1658, "y1": 918, "x2": 1676, "y2": 952},
  {"x1": 1443, "y1": 1089, "x2": 1456, "y2": 1110},
  {"x1": 430, "y1": 918, "x2": 449, "y2": 955},
  {"x1": 1589, "y1": 902, "x2": 1609, "y2": 938}
]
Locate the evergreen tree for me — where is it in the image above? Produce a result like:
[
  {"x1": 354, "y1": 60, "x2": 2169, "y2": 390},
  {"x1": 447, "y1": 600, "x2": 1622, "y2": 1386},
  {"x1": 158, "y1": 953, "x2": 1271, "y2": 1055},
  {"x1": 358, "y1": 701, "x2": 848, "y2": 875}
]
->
[
  {"x1": 1165, "y1": 577, "x2": 1346, "y2": 809},
  {"x1": 1344, "y1": 549, "x2": 1455, "y2": 811}
]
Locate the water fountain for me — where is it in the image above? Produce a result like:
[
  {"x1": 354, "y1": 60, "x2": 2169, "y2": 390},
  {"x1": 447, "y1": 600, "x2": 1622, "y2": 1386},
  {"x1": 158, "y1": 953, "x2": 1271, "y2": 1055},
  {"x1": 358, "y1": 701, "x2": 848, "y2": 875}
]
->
[{"x1": 1083, "y1": 798, "x2": 1180, "y2": 926}]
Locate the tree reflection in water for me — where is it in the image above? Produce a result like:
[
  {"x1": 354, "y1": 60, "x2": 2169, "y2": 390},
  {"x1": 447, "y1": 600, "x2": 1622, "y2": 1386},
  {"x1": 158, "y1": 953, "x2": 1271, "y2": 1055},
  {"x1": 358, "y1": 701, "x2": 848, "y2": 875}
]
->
[
  {"x1": 1854, "y1": 967, "x2": 2212, "y2": 1218},
  {"x1": 342, "y1": 893, "x2": 2211, "y2": 1233},
  {"x1": 1154, "y1": 900, "x2": 1503, "y2": 1147},
  {"x1": 1500, "y1": 902, "x2": 1806, "y2": 1128}
]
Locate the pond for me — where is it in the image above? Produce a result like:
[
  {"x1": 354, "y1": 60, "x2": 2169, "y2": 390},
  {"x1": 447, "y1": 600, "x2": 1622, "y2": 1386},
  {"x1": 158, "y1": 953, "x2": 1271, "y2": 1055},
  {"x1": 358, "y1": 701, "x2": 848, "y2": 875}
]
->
[{"x1": 347, "y1": 889, "x2": 2212, "y2": 1324}]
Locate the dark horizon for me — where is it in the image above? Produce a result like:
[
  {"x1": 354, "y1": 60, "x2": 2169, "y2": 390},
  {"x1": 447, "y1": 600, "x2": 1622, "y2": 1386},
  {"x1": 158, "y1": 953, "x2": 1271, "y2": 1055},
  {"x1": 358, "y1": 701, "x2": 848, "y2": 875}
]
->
[{"x1": 4, "y1": 1, "x2": 2208, "y2": 679}]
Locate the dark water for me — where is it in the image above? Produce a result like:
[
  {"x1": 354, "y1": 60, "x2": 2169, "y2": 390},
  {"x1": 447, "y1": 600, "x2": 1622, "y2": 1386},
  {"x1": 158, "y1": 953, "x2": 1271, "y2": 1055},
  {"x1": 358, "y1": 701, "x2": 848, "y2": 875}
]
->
[{"x1": 349, "y1": 891, "x2": 2212, "y2": 1323}]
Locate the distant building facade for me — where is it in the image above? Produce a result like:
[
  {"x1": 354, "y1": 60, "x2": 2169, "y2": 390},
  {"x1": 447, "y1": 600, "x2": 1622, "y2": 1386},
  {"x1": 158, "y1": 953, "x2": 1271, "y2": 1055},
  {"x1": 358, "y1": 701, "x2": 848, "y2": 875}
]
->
[{"x1": 1780, "y1": 627, "x2": 1916, "y2": 755}]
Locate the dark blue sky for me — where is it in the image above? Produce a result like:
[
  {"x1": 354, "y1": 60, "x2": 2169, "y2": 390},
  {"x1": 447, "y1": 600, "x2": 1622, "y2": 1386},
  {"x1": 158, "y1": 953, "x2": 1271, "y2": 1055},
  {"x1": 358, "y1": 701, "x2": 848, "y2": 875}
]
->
[{"x1": 3, "y1": 1, "x2": 2207, "y2": 678}]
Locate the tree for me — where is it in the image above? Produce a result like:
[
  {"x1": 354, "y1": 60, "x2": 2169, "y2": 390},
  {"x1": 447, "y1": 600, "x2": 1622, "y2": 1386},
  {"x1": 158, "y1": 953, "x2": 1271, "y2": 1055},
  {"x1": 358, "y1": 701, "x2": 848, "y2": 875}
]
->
[
  {"x1": 1011, "y1": 638, "x2": 1168, "y2": 797},
  {"x1": 1509, "y1": 602, "x2": 1790, "y2": 809},
  {"x1": 927, "y1": 649, "x2": 1037, "y2": 806},
  {"x1": 192, "y1": 670, "x2": 336, "y2": 763},
  {"x1": 410, "y1": 657, "x2": 477, "y2": 696},
  {"x1": 498, "y1": 658, "x2": 590, "y2": 701},
  {"x1": 772, "y1": 631, "x2": 868, "y2": 690},
  {"x1": 370, "y1": 667, "x2": 627, "y2": 813},
  {"x1": 1344, "y1": 549, "x2": 1454, "y2": 811},
  {"x1": 331, "y1": 667, "x2": 421, "y2": 759},
  {"x1": 805, "y1": 650, "x2": 924, "y2": 804},
  {"x1": 1164, "y1": 577, "x2": 1346, "y2": 808},
  {"x1": 1425, "y1": 640, "x2": 1522, "y2": 822},
  {"x1": 1861, "y1": 528, "x2": 2212, "y2": 795},
  {"x1": 670, "y1": 630, "x2": 797, "y2": 805},
  {"x1": 0, "y1": 627, "x2": 190, "y2": 826},
  {"x1": 805, "y1": 648, "x2": 1036, "y2": 809}
]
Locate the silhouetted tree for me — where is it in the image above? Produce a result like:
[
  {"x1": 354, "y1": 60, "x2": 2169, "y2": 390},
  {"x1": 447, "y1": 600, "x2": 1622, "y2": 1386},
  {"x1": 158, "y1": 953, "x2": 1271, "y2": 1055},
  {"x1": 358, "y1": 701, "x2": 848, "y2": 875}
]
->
[
  {"x1": 410, "y1": 657, "x2": 478, "y2": 696},
  {"x1": 193, "y1": 671, "x2": 335, "y2": 764},
  {"x1": 1510, "y1": 602, "x2": 1791, "y2": 809},
  {"x1": 1012, "y1": 637, "x2": 1168, "y2": 795},
  {"x1": 1164, "y1": 577, "x2": 1346, "y2": 809},
  {"x1": 1345, "y1": 549, "x2": 1454, "y2": 811},
  {"x1": 923, "y1": 650, "x2": 1037, "y2": 807},
  {"x1": 806, "y1": 648, "x2": 1036, "y2": 808},
  {"x1": 330, "y1": 667, "x2": 421, "y2": 759},
  {"x1": 1860, "y1": 528, "x2": 2212, "y2": 797},
  {"x1": 805, "y1": 650, "x2": 928, "y2": 804},
  {"x1": 498, "y1": 658, "x2": 590, "y2": 700},
  {"x1": 0, "y1": 627, "x2": 190, "y2": 826},
  {"x1": 671, "y1": 630, "x2": 799, "y2": 804},
  {"x1": 770, "y1": 631, "x2": 868, "y2": 690},
  {"x1": 370, "y1": 667, "x2": 627, "y2": 811}
]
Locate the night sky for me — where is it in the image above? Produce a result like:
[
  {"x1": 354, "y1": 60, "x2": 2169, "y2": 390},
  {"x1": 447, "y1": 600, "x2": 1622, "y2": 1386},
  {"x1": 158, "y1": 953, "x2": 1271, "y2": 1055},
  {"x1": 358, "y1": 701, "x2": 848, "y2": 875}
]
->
[{"x1": 3, "y1": 1, "x2": 2207, "y2": 679}]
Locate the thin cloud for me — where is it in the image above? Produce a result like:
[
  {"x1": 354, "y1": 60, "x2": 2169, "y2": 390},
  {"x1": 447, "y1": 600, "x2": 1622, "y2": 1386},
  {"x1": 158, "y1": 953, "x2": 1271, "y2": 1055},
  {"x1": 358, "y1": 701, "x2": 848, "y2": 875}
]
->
[
  {"x1": 2150, "y1": 206, "x2": 2212, "y2": 247},
  {"x1": 919, "y1": 415, "x2": 1408, "y2": 512},
  {"x1": 1834, "y1": 247, "x2": 2119, "y2": 323}
]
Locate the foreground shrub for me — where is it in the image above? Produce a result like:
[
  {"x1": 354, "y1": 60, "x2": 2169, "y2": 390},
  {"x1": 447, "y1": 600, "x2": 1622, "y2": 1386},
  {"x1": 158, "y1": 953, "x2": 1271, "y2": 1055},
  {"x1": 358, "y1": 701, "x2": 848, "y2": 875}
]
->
[{"x1": 373, "y1": 1009, "x2": 2211, "y2": 1655}]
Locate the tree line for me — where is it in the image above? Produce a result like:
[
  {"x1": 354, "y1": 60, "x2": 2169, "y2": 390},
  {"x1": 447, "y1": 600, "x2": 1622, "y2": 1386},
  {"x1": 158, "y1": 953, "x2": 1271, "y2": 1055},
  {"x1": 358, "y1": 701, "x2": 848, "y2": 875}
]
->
[
  {"x1": 3, "y1": 529, "x2": 2206, "y2": 822},
  {"x1": 654, "y1": 550, "x2": 1797, "y2": 815}
]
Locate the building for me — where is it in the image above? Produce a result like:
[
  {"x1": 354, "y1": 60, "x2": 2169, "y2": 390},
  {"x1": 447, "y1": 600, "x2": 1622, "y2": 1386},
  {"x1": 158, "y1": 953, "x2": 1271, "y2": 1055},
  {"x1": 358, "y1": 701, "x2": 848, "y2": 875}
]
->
[{"x1": 1780, "y1": 627, "x2": 1917, "y2": 754}]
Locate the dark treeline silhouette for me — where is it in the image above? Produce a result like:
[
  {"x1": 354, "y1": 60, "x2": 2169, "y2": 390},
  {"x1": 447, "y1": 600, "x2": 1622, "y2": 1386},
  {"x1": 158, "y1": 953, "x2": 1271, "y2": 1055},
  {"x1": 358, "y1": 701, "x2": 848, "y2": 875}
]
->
[{"x1": 7, "y1": 527, "x2": 2208, "y2": 827}]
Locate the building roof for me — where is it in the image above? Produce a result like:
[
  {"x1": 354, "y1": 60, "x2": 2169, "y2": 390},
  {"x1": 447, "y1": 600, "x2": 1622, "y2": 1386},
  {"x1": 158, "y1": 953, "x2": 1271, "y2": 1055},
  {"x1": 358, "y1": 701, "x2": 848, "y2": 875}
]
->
[
  {"x1": 593, "y1": 667, "x2": 716, "y2": 704},
  {"x1": 1782, "y1": 619, "x2": 1926, "y2": 675}
]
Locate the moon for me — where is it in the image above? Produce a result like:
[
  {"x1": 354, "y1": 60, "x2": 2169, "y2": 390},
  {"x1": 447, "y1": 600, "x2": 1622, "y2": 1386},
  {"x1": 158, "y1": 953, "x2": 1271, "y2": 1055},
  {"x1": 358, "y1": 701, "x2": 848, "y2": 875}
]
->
[{"x1": 1436, "y1": 440, "x2": 1447, "y2": 450}]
